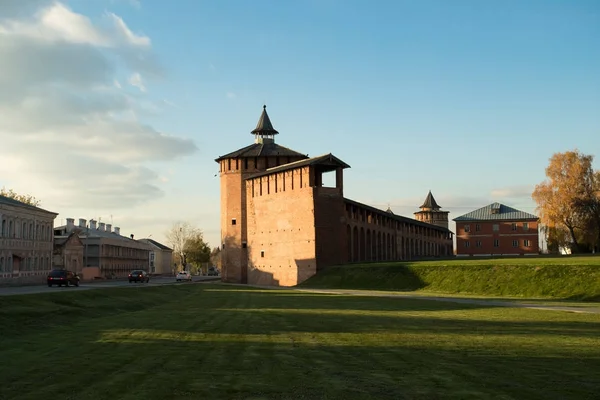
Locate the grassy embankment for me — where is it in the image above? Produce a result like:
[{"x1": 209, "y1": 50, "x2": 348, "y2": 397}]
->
[
  {"x1": 299, "y1": 256, "x2": 600, "y2": 301},
  {"x1": 1, "y1": 283, "x2": 600, "y2": 399}
]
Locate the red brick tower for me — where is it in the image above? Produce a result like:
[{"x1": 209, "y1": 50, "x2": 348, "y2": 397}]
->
[{"x1": 215, "y1": 106, "x2": 307, "y2": 283}]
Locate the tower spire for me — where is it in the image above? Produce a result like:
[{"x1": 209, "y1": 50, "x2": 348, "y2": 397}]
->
[
  {"x1": 251, "y1": 105, "x2": 279, "y2": 141},
  {"x1": 420, "y1": 190, "x2": 441, "y2": 211}
]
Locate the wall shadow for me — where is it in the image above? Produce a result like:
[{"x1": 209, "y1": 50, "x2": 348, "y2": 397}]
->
[{"x1": 298, "y1": 263, "x2": 428, "y2": 291}]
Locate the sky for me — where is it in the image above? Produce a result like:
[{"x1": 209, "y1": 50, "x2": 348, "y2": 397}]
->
[{"x1": 0, "y1": 0, "x2": 598, "y2": 250}]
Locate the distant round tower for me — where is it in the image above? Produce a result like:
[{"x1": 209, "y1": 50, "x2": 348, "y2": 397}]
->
[
  {"x1": 414, "y1": 191, "x2": 449, "y2": 229},
  {"x1": 215, "y1": 105, "x2": 308, "y2": 283}
]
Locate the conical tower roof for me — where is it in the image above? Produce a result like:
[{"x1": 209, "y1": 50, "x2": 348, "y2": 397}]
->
[
  {"x1": 251, "y1": 105, "x2": 279, "y2": 136},
  {"x1": 420, "y1": 190, "x2": 441, "y2": 210}
]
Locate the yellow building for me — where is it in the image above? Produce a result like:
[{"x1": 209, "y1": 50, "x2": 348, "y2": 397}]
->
[{"x1": 138, "y1": 238, "x2": 174, "y2": 275}]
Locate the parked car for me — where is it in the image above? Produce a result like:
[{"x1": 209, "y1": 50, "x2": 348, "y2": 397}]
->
[
  {"x1": 47, "y1": 269, "x2": 80, "y2": 287},
  {"x1": 207, "y1": 267, "x2": 219, "y2": 276},
  {"x1": 128, "y1": 270, "x2": 150, "y2": 283},
  {"x1": 176, "y1": 271, "x2": 192, "y2": 282}
]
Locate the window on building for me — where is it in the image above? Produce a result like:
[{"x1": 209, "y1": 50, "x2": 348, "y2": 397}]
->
[
  {"x1": 493, "y1": 224, "x2": 499, "y2": 232},
  {"x1": 465, "y1": 241, "x2": 470, "y2": 248},
  {"x1": 475, "y1": 224, "x2": 481, "y2": 232},
  {"x1": 476, "y1": 240, "x2": 482, "y2": 247},
  {"x1": 260, "y1": 250, "x2": 265, "y2": 258},
  {"x1": 511, "y1": 223, "x2": 517, "y2": 231},
  {"x1": 242, "y1": 242, "x2": 247, "y2": 249},
  {"x1": 464, "y1": 225, "x2": 470, "y2": 233},
  {"x1": 494, "y1": 239, "x2": 499, "y2": 247},
  {"x1": 231, "y1": 219, "x2": 237, "y2": 226},
  {"x1": 523, "y1": 222, "x2": 529, "y2": 231},
  {"x1": 512, "y1": 240, "x2": 518, "y2": 247},
  {"x1": 524, "y1": 239, "x2": 530, "y2": 247}
]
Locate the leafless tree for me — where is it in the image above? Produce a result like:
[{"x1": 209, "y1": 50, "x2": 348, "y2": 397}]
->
[{"x1": 165, "y1": 221, "x2": 200, "y2": 268}]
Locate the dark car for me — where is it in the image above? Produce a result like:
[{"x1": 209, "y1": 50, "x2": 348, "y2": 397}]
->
[
  {"x1": 207, "y1": 267, "x2": 219, "y2": 276},
  {"x1": 129, "y1": 270, "x2": 150, "y2": 283},
  {"x1": 47, "y1": 269, "x2": 80, "y2": 287}
]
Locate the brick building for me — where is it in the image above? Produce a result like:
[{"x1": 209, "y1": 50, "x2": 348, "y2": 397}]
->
[
  {"x1": 216, "y1": 106, "x2": 454, "y2": 287},
  {"x1": 453, "y1": 202, "x2": 539, "y2": 256},
  {"x1": 1, "y1": 195, "x2": 58, "y2": 285}
]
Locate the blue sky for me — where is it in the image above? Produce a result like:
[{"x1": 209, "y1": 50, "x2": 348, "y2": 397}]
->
[{"x1": 1, "y1": 0, "x2": 599, "y2": 249}]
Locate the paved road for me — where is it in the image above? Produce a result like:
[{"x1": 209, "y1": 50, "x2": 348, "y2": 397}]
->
[
  {"x1": 218, "y1": 283, "x2": 600, "y2": 315},
  {"x1": 0, "y1": 276, "x2": 221, "y2": 296},
  {"x1": 293, "y1": 288, "x2": 600, "y2": 314}
]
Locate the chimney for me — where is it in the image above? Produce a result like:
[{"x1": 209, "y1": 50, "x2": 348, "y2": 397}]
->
[
  {"x1": 106, "y1": 224, "x2": 112, "y2": 233},
  {"x1": 78, "y1": 218, "x2": 87, "y2": 228},
  {"x1": 66, "y1": 218, "x2": 75, "y2": 233},
  {"x1": 89, "y1": 219, "x2": 97, "y2": 230},
  {"x1": 130, "y1": 234, "x2": 134, "y2": 240},
  {"x1": 98, "y1": 222, "x2": 105, "y2": 232},
  {"x1": 114, "y1": 227, "x2": 120, "y2": 235}
]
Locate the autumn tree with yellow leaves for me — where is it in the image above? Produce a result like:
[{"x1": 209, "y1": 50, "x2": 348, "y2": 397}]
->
[{"x1": 532, "y1": 150, "x2": 600, "y2": 253}]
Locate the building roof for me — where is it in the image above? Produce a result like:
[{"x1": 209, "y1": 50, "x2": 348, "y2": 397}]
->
[
  {"x1": 54, "y1": 232, "x2": 83, "y2": 248},
  {"x1": 215, "y1": 141, "x2": 308, "y2": 162},
  {"x1": 251, "y1": 105, "x2": 279, "y2": 136},
  {"x1": 453, "y1": 202, "x2": 538, "y2": 222},
  {"x1": 420, "y1": 191, "x2": 441, "y2": 210},
  {"x1": 139, "y1": 238, "x2": 172, "y2": 251},
  {"x1": 54, "y1": 236, "x2": 70, "y2": 247},
  {"x1": 0, "y1": 194, "x2": 58, "y2": 215},
  {"x1": 246, "y1": 153, "x2": 351, "y2": 180},
  {"x1": 55, "y1": 224, "x2": 135, "y2": 241},
  {"x1": 345, "y1": 198, "x2": 452, "y2": 233}
]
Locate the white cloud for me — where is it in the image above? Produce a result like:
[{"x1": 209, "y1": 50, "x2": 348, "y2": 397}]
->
[
  {"x1": 110, "y1": 0, "x2": 142, "y2": 9},
  {"x1": 226, "y1": 92, "x2": 237, "y2": 99},
  {"x1": 0, "y1": 3, "x2": 150, "y2": 48},
  {"x1": 490, "y1": 185, "x2": 534, "y2": 199},
  {"x1": 128, "y1": 72, "x2": 146, "y2": 92},
  {"x1": 162, "y1": 99, "x2": 178, "y2": 107},
  {"x1": 107, "y1": 12, "x2": 150, "y2": 47},
  {"x1": 0, "y1": 1, "x2": 197, "y2": 212},
  {"x1": 127, "y1": 0, "x2": 142, "y2": 9}
]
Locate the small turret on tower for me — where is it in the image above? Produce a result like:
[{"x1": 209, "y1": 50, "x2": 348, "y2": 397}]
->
[
  {"x1": 414, "y1": 191, "x2": 449, "y2": 229},
  {"x1": 252, "y1": 105, "x2": 279, "y2": 144}
]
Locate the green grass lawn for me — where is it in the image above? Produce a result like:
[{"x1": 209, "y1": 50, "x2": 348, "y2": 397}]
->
[
  {"x1": 300, "y1": 256, "x2": 600, "y2": 301},
  {"x1": 1, "y1": 283, "x2": 599, "y2": 400}
]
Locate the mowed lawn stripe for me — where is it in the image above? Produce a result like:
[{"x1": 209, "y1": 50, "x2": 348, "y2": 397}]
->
[{"x1": 1, "y1": 284, "x2": 599, "y2": 400}]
